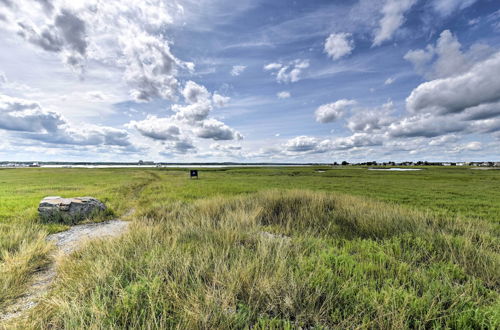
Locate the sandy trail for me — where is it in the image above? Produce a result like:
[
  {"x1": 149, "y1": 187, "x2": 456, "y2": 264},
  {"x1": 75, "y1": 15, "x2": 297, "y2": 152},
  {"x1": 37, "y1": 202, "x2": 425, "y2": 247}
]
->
[{"x1": 0, "y1": 219, "x2": 130, "y2": 323}]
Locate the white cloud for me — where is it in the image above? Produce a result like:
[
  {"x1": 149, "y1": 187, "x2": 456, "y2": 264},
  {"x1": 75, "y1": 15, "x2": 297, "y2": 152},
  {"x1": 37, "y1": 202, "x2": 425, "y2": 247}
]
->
[
  {"x1": 315, "y1": 99, "x2": 356, "y2": 123},
  {"x1": 347, "y1": 101, "x2": 395, "y2": 133},
  {"x1": 230, "y1": 65, "x2": 247, "y2": 76},
  {"x1": 384, "y1": 77, "x2": 395, "y2": 85},
  {"x1": 0, "y1": 94, "x2": 131, "y2": 147},
  {"x1": 406, "y1": 52, "x2": 500, "y2": 115},
  {"x1": 127, "y1": 116, "x2": 181, "y2": 141},
  {"x1": 324, "y1": 33, "x2": 354, "y2": 60},
  {"x1": 0, "y1": 0, "x2": 192, "y2": 102},
  {"x1": 264, "y1": 59, "x2": 310, "y2": 83},
  {"x1": 432, "y1": 0, "x2": 478, "y2": 17},
  {"x1": 212, "y1": 93, "x2": 230, "y2": 107},
  {"x1": 284, "y1": 136, "x2": 330, "y2": 153},
  {"x1": 373, "y1": 0, "x2": 417, "y2": 46},
  {"x1": 277, "y1": 91, "x2": 291, "y2": 99},
  {"x1": 182, "y1": 80, "x2": 210, "y2": 104},
  {"x1": 332, "y1": 133, "x2": 384, "y2": 150},
  {"x1": 404, "y1": 30, "x2": 495, "y2": 79},
  {"x1": 172, "y1": 100, "x2": 213, "y2": 123},
  {"x1": 263, "y1": 63, "x2": 283, "y2": 71},
  {"x1": 195, "y1": 119, "x2": 243, "y2": 141}
]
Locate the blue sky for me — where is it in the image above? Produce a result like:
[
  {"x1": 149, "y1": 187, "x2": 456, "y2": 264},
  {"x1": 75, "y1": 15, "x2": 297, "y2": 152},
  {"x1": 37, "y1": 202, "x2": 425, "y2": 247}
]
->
[{"x1": 0, "y1": 0, "x2": 499, "y2": 162}]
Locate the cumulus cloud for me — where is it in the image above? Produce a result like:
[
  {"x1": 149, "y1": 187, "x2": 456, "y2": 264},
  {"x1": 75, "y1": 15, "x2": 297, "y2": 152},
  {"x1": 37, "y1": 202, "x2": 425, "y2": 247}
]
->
[
  {"x1": 127, "y1": 116, "x2": 181, "y2": 141},
  {"x1": 1, "y1": 0, "x2": 192, "y2": 101},
  {"x1": 212, "y1": 93, "x2": 230, "y2": 107},
  {"x1": 172, "y1": 100, "x2": 212, "y2": 123},
  {"x1": 0, "y1": 95, "x2": 64, "y2": 132},
  {"x1": 404, "y1": 30, "x2": 495, "y2": 79},
  {"x1": 195, "y1": 119, "x2": 243, "y2": 141},
  {"x1": 230, "y1": 65, "x2": 246, "y2": 76},
  {"x1": 182, "y1": 80, "x2": 210, "y2": 104},
  {"x1": 315, "y1": 99, "x2": 356, "y2": 123},
  {"x1": 284, "y1": 136, "x2": 330, "y2": 153},
  {"x1": 0, "y1": 94, "x2": 130, "y2": 146},
  {"x1": 264, "y1": 59, "x2": 309, "y2": 83},
  {"x1": 277, "y1": 91, "x2": 291, "y2": 99},
  {"x1": 406, "y1": 52, "x2": 500, "y2": 115},
  {"x1": 373, "y1": 0, "x2": 417, "y2": 46},
  {"x1": 347, "y1": 101, "x2": 395, "y2": 133},
  {"x1": 324, "y1": 33, "x2": 354, "y2": 60},
  {"x1": 332, "y1": 133, "x2": 384, "y2": 150},
  {"x1": 388, "y1": 114, "x2": 466, "y2": 138}
]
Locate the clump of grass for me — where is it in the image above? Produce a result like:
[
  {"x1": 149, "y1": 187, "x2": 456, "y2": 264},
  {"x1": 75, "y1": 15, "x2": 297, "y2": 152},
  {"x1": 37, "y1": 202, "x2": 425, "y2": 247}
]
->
[
  {"x1": 0, "y1": 220, "x2": 52, "y2": 311},
  {"x1": 17, "y1": 190, "x2": 499, "y2": 329}
]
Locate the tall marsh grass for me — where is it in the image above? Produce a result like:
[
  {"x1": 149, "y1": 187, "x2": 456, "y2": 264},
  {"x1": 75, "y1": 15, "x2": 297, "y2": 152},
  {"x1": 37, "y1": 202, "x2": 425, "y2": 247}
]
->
[{"x1": 16, "y1": 190, "x2": 499, "y2": 329}]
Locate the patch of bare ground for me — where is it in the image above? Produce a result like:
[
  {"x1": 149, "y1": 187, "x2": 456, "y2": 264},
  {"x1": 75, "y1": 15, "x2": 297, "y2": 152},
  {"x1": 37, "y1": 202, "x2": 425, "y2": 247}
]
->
[{"x1": 0, "y1": 219, "x2": 130, "y2": 323}]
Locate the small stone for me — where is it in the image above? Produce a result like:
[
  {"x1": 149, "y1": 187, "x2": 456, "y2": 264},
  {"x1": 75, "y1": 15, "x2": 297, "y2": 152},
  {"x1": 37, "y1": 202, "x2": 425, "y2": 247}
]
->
[{"x1": 38, "y1": 196, "x2": 106, "y2": 224}]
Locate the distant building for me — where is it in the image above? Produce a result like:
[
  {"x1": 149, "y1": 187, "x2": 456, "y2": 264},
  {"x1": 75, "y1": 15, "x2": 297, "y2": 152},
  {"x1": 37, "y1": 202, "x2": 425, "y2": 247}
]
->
[{"x1": 138, "y1": 160, "x2": 155, "y2": 165}]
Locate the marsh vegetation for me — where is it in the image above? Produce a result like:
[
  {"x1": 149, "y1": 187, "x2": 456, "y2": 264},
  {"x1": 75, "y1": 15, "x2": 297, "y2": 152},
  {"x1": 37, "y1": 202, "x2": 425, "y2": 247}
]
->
[{"x1": 0, "y1": 167, "x2": 499, "y2": 328}]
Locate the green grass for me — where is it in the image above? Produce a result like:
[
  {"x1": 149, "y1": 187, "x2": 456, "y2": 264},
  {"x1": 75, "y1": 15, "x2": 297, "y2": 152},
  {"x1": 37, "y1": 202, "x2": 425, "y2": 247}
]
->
[{"x1": 0, "y1": 167, "x2": 499, "y2": 328}]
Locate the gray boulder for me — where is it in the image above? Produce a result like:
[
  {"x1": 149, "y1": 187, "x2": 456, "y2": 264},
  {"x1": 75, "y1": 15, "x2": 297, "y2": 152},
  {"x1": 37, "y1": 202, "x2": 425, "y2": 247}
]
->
[{"x1": 38, "y1": 196, "x2": 106, "y2": 224}]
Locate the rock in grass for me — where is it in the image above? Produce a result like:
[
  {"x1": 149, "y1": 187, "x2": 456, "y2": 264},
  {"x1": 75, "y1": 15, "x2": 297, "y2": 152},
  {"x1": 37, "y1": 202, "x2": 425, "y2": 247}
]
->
[{"x1": 38, "y1": 196, "x2": 106, "y2": 224}]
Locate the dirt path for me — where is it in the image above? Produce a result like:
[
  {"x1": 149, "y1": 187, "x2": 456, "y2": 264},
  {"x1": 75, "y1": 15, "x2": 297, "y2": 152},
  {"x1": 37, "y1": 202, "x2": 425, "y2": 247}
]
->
[{"x1": 0, "y1": 219, "x2": 130, "y2": 323}]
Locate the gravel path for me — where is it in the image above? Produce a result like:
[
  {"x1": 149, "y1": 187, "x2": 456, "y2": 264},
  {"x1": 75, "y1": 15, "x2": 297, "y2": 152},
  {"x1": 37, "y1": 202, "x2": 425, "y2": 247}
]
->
[{"x1": 0, "y1": 219, "x2": 130, "y2": 323}]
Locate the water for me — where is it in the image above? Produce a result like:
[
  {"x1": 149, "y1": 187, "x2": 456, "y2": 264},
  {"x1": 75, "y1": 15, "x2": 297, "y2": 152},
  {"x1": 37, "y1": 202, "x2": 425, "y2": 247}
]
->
[{"x1": 368, "y1": 168, "x2": 422, "y2": 171}]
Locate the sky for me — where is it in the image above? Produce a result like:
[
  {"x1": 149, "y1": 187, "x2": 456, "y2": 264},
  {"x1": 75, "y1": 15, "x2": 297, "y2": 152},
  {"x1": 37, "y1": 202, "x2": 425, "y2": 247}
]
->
[{"x1": 0, "y1": 0, "x2": 499, "y2": 163}]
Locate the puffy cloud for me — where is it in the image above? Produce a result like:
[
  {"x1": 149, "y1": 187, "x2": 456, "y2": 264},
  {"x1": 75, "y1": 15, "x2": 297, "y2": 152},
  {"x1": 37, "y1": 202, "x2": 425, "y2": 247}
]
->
[
  {"x1": 388, "y1": 114, "x2": 466, "y2": 138},
  {"x1": 0, "y1": 94, "x2": 131, "y2": 146},
  {"x1": 122, "y1": 31, "x2": 180, "y2": 102},
  {"x1": 277, "y1": 91, "x2": 291, "y2": 99},
  {"x1": 332, "y1": 133, "x2": 384, "y2": 150},
  {"x1": 462, "y1": 102, "x2": 500, "y2": 121},
  {"x1": 404, "y1": 46, "x2": 435, "y2": 76},
  {"x1": 284, "y1": 136, "x2": 330, "y2": 153},
  {"x1": 172, "y1": 100, "x2": 212, "y2": 122},
  {"x1": 373, "y1": 0, "x2": 417, "y2": 46},
  {"x1": 324, "y1": 33, "x2": 354, "y2": 60},
  {"x1": 404, "y1": 30, "x2": 495, "y2": 79},
  {"x1": 315, "y1": 99, "x2": 356, "y2": 123},
  {"x1": 264, "y1": 59, "x2": 309, "y2": 83},
  {"x1": 1, "y1": 0, "x2": 191, "y2": 101},
  {"x1": 212, "y1": 93, "x2": 230, "y2": 107},
  {"x1": 195, "y1": 119, "x2": 243, "y2": 141},
  {"x1": 127, "y1": 116, "x2": 181, "y2": 141},
  {"x1": 406, "y1": 52, "x2": 500, "y2": 115},
  {"x1": 230, "y1": 65, "x2": 246, "y2": 76},
  {"x1": 0, "y1": 95, "x2": 64, "y2": 133},
  {"x1": 347, "y1": 101, "x2": 395, "y2": 133},
  {"x1": 182, "y1": 80, "x2": 210, "y2": 104}
]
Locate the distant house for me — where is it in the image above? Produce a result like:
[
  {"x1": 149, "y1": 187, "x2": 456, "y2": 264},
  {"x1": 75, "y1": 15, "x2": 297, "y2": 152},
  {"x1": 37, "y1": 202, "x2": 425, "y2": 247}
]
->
[
  {"x1": 494, "y1": 162, "x2": 500, "y2": 167},
  {"x1": 138, "y1": 160, "x2": 155, "y2": 165},
  {"x1": 442, "y1": 163, "x2": 452, "y2": 166}
]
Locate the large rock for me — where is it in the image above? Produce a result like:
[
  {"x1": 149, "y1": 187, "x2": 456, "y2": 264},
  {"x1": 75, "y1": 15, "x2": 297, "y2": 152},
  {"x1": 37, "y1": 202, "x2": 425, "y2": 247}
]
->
[{"x1": 38, "y1": 196, "x2": 106, "y2": 224}]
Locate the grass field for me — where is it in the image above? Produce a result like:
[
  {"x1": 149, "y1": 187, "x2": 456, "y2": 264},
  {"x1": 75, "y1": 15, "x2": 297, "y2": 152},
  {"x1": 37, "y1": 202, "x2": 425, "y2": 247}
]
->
[{"x1": 1, "y1": 166, "x2": 499, "y2": 328}]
